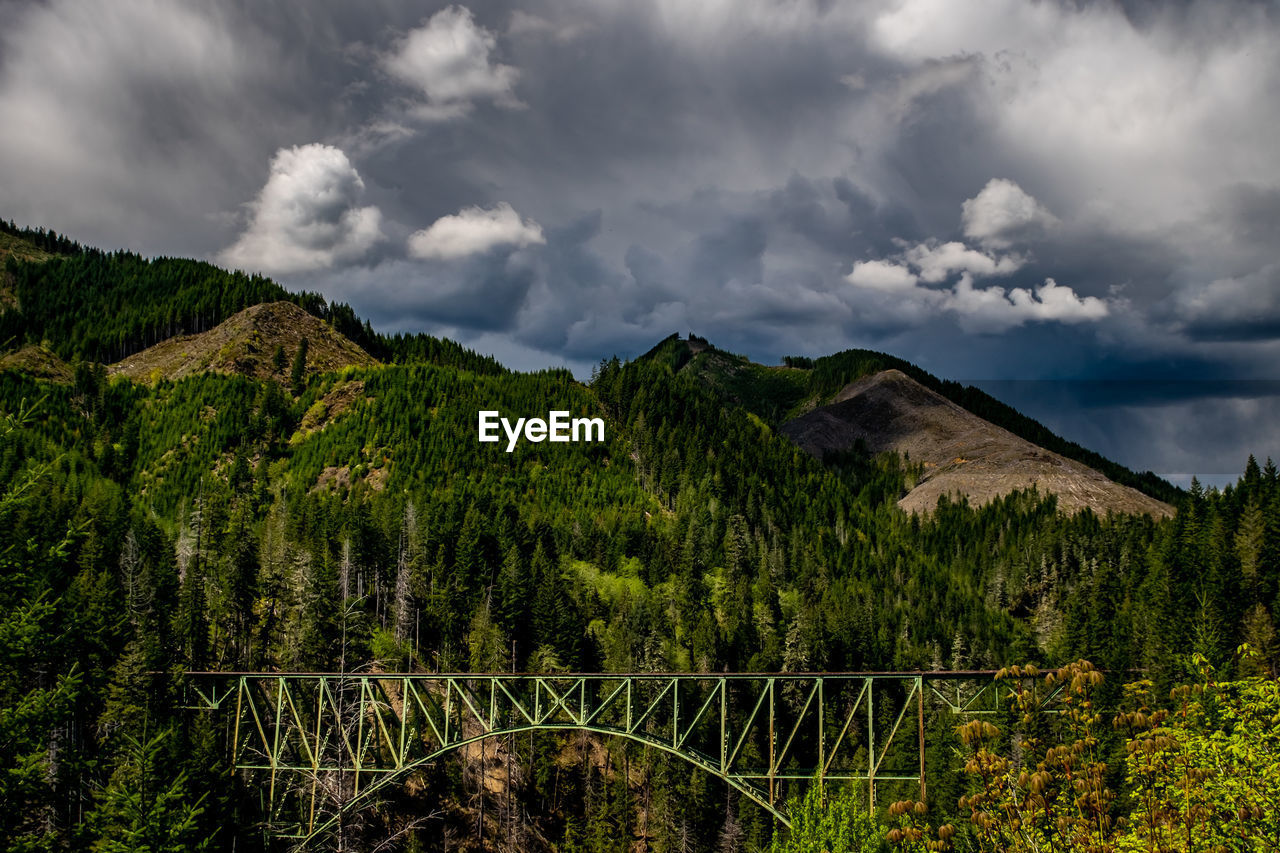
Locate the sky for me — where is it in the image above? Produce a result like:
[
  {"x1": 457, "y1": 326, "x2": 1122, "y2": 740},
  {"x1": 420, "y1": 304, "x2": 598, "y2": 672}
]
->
[{"x1": 1, "y1": 0, "x2": 1278, "y2": 485}]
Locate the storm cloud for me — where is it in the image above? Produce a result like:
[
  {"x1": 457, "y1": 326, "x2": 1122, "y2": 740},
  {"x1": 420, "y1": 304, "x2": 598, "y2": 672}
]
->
[{"x1": 2, "y1": 0, "x2": 1279, "y2": 479}]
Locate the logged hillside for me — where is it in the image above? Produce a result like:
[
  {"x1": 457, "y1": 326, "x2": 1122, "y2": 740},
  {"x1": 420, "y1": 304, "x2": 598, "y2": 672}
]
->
[
  {"x1": 0, "y1": 235, "x2": 503, "y2": 375},
  {"x1": 1, "y1": 225, "x2": 1278, "y2": 851},
  {"x1": 0, "y1": 230, "x2": 53, "y2": 269},
  {"x1": 644, "y1": 334, "x2": 1182, "y2": 506},
  {"x1": 108, "y1": 301, "x2": 377, "y2": 384},
  {"x1": 0, "y1": 343, "x2": 73, "y2": 382},
  {"x1": 783, "y1": 369, "x2": 1174, "y2": 517}
]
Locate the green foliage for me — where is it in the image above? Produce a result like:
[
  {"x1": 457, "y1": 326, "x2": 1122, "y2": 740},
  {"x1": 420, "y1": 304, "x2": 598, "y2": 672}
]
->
[
  {"x1": 889, "y1": 660, "x2": 1280, "y2": 853},
  {"x1": 0, "y1": 218, "x2": 84, "y2": 255},
  {"x1": 0, "y1": 401, "x2": 87, "y2": 852},
  {"x1": 88, "y1": 729, "x2": 210, "y2": 853},
  {"x1": 1, "y1": 229, "x2": 1279, "y2": 850},
  {"x1": 0, "y1": 595, "x2": 83, "y2": 852},
  {"x1": 289, "y1": 336, "x2": 309, "y2": 395},
  {"x1": 1117, "y1": 650, "x2": 1280, "y2": 851},
  {"x1": 770, "y1": 785, "x2": 890, "y2": 853}
]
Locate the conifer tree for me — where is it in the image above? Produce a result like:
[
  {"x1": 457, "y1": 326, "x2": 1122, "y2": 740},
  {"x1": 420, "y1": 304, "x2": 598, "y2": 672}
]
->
[
  {"x1": 89, "y1": 729, "x2": 210, "y2": 853},
  {"x1": 290, "y1": 337, "x2": 309, "y2": 395}
]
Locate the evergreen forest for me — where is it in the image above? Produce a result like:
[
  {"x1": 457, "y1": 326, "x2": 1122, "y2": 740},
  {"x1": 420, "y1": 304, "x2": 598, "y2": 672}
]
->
[{"x1": 2, "y1": 223, "x2": 1278, "y2": 851}]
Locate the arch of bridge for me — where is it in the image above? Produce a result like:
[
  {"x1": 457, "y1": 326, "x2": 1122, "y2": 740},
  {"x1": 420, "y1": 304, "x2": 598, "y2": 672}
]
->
[{"x1": 301, "y1": 721, "x2": 791, "y2": 844}]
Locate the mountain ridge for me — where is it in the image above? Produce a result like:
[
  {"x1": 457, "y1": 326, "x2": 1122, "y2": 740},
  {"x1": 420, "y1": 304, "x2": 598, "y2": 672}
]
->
[
  {"x1": 641, "y1": 334, "x2": 1180, "y2": 508},
  {"x1": 107, "y1": 301, "x2": 376, "y2": 384},
  {"x1": 1, "y1": 219, "x2": 1176, "y2": 514},
  {"x1": 783, "y1": 368, "x2": 1174, "y2": 517},
  {"x1": 2, "y1": 221, "x2": 1276, "y2": 852}
]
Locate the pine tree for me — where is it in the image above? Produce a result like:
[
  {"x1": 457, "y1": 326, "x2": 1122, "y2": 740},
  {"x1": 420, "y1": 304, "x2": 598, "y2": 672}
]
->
[
  {"x1": 1237, "y1": 499, "x2": 1266, "y2": 601},
  {"x1": 290, "y1": 337, "x2": 309, "y2": 395},
  {"x1": 174, "y1": 502, "x2": 210, "y2": 667},
  {"x1": 88, "y1": 729, "x2": 210, "y2": 853},
  {"x1": 0, "y1": 595, "x2": 83, "y2": 849},
  {"x1": 496, "y1": 543, "x2": 531, "y2": 661},
  {"x1": 1241, "y1": 603, "x2": 1278, "y2": 677},
  {"x1": 467, "y1": 602, "x2": 507, "y2": 672},
  {"x1": 119, "y1": 528, "x2": 149, "y2": 628}
]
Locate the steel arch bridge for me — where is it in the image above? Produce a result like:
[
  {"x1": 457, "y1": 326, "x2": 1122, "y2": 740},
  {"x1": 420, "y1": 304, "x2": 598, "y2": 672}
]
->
[{"x1": 186, "y1": 670, "x2": 1053, "y2": 843}]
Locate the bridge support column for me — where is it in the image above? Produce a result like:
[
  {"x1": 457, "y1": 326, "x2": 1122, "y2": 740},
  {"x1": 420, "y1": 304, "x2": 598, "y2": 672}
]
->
[{"x1": 917, "y1": 675, "x2": 926, "y2": 805}]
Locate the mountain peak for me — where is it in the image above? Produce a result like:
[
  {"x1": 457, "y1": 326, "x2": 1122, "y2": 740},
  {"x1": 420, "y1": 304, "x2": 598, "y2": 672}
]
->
[
  {"x1": 782, "y1": 368, "x2": 1174, "y2": 518},
  {"x1": 108, "y1": 301, "x2": 376, "y2": 385}
]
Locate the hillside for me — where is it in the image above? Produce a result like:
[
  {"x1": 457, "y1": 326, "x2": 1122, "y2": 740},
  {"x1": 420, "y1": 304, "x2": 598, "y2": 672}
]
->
[
  {"x1": 642, "y1": 334, "x2": 1178, "y2": 514},
  {"x1": 0, "y1": 241, "x2": 506, "y2": 376},
  {"x1": 0, "y1": 231, "x2": 49, "y2": 312},
  {"x1": 0, "y1": 230, "x2": 53, "y2": 267},
  {"x1": 782, "y1": 369, "x2": 1174, "y2": 517},
  {"x1": 108, "y1": 301, "x2": 377, "y2": 384},
  {"x1": 1, "y1": 224, "x2": 1276, "y2": 852},
  {"x1": 0, "y1": 343, "x2": 72, "y2": 383}
]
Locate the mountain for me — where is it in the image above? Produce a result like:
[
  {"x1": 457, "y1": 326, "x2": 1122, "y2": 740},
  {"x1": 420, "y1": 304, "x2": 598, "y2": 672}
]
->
[
  {"x1": 0, "y1": 230, "x2": 501, "y2": 375},
  {"x1": 640, "y1": 334, "x2": 1176, "y2": 517},
  {"x1": 783, "y1": 368, "x2": 1174, "y2": 517},
  {"x1": 108, "y1": 301, "x2": 377, "y2": 384},
  {"x1": 2, "y1": 222, "x2": 1277, "y2": 852}
]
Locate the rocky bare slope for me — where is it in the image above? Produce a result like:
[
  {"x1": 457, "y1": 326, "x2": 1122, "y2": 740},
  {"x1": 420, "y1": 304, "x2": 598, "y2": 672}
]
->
[
  {"x1": 782, "y1": 369, "x2": 1174, "y2": 518},
  {"x1": 108, "y1": 301, "x2": 376, "y2": 384}
]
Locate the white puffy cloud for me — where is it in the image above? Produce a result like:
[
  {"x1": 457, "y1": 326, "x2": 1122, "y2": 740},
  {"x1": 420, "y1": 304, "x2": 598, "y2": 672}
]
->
[
  {"x1": 847, "y1": 268, "x2": 1108, "y2": 334},
  {"x1": 947, "y1": 275, "x2": 1108, "y2": 333},
  {"x1": 408, "y1": 202, "x2": 545, "y2": 260},
  {"x1": 221, "y1": 144, "x2": 382, "y2": 274},
  {"x1": 903, "y1": 240, "x2": 1023, "y2": 283},
  {"x1": 961, "y1": 179, "x2": 1058, "y2": 249},
  {"x1": 847, "y1": 184, "x2": 1105, "y2": 333},
  {"x1": 846, "y1": 259, "x2": 919, "y2": 291},
  {"x1": 383, "y1": 6, "x2": 520, "y2": 120},
  {"x1": 843, "y1": 213, "x2": 1025, "y2": 295}
]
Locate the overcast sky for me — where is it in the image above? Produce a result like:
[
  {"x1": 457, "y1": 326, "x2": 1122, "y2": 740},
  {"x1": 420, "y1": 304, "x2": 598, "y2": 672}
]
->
[{"x1": 2, "y1": 0, "x2": 1278, "y2": 484}]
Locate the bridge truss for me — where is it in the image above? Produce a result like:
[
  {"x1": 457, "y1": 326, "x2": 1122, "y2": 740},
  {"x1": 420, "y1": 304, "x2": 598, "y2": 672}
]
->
[{"x1": 186, "y1": 670, "x2": 1054, "y2": 843}]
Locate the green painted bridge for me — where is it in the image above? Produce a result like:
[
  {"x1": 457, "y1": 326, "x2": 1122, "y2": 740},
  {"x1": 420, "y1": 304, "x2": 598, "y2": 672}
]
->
[{"x1": 186, "y1": 670, "x2": 1057, "y2": 843}]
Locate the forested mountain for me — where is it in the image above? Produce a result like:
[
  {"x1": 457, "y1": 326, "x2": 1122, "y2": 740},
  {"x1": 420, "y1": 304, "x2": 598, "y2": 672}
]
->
[
  {"x1": 782, "y1": 368, "x2": 1173, "y2": 517},
  {"x1": 0, "y1": 224, "x2": 502, "y2": 375},
  {"x1": 2, "y1": 226, "x2": 1278, "y2": 851},
  {"x1": 646, "y1": 334, "x2": 1182, "y2": 505}
]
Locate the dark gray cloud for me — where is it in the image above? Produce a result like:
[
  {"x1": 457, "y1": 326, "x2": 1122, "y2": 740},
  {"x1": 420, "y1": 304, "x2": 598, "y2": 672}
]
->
[
  {"x1": 3, "y1": 0, "x2": 1280, "y2": 481},
  {"x1": 969, "y1": 380, "x2": 1280, "y2": 488}
]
